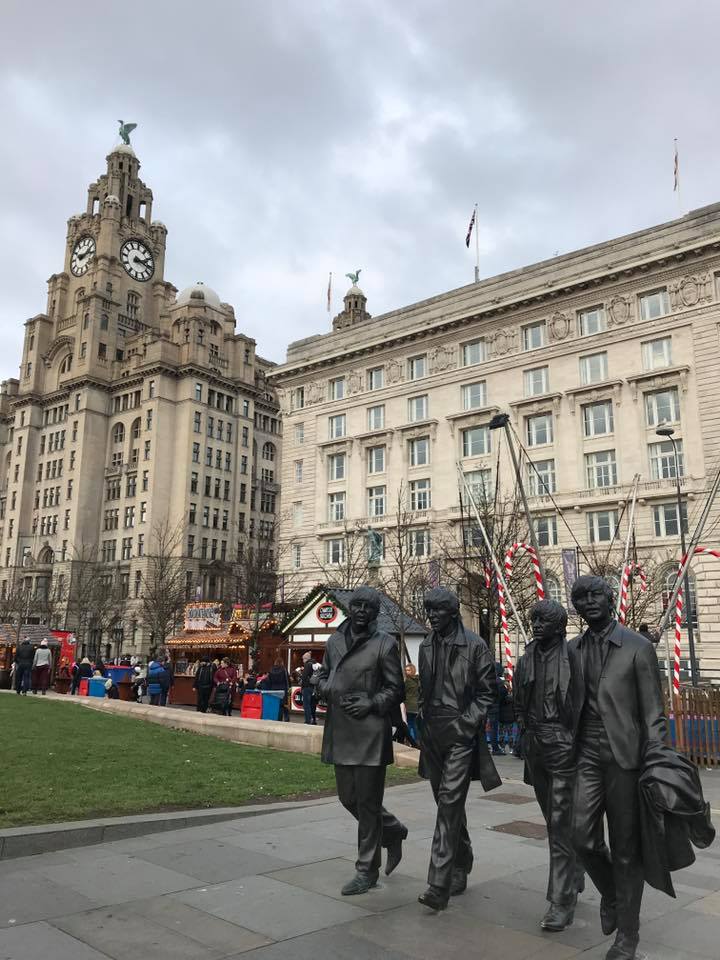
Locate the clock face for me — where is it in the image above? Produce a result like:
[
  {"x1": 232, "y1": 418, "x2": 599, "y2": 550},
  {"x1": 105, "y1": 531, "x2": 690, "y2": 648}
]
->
[
  {"x1": 70, "y1": 236, "x2": 96, "y2": 276},
  {"x1": 120, "y1": 239, "x2": 155, "y2": 281}
]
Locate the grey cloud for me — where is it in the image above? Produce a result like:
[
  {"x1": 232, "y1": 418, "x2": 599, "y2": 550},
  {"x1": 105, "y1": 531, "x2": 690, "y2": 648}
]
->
[{"x1": 2, "y1": 0, "x2": 720, "y2": 377}]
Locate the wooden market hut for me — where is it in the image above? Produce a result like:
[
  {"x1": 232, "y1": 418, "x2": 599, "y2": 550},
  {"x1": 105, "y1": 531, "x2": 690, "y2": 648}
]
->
[{"x1": 0, "y1": 624, "x2": 60, "y2": 689}]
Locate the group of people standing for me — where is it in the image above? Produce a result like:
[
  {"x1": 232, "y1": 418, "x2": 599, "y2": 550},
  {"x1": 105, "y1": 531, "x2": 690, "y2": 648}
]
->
[
  {"x1": 11, "y1": 638, "x2": 54, "y2": 695},
  {"x1": 191, "y1": 656, "x2": 293, "y2": 720},
  {"x1": 313, "y1": 581, "x2": 713, "y2": 960}
]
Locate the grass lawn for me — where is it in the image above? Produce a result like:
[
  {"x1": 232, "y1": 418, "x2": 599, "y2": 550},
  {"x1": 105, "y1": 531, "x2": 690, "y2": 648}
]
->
[{"x1": 0, "y1": 697, "x2": 418, "y2": 828}]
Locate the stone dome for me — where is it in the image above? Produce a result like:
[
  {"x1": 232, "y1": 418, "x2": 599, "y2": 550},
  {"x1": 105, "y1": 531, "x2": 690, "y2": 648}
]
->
[
  {"x1": 345, "y1": 283, "x2": 365, "y2": 297},
  {"x1": 108, "y1": 143, "x2": 136, "y2": 158},
  {"x1": 151, "y1": 220, "x2": 167, "y2": 231},
  {"x1": 176, "y1": 282, "x2": 222, "y2": 308}
]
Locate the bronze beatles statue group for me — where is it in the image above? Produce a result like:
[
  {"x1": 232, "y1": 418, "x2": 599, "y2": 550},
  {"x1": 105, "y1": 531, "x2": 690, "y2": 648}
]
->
[{"x1": 313, "y1": 580, "x2": 713, "y2": 960}]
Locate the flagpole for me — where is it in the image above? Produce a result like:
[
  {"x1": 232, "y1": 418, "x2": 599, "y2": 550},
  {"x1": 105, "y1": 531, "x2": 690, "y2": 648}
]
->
[
  {"x1": 327, "y1": 271, "x2": 332, "y2": 313},
  {"x1": 674, "y1": 139, "x2": 682, "y2": 217},
  {"x1": 474, "y1": 202, "x2": 480, "y2": 283}
]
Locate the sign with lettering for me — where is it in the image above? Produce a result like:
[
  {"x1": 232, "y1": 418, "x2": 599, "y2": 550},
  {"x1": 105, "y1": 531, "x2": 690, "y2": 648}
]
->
[
  {"x1": 184, "y1": 602, "x2": 222, "y2": 632},
  {"x1": 316, "y1": 601, "x2": 338, "y2": 624}
]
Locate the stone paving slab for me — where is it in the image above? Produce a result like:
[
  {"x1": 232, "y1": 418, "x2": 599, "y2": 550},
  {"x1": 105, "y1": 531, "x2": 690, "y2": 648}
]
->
[{"x1": 3, "y1": 780, "x2": 719, "y2": 960}]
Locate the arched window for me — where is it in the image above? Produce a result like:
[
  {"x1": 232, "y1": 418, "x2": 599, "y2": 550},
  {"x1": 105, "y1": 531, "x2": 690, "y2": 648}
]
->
[
  {"x1": 605, "y1": 573, "x2": 621, "y2": 603},
  {"x1": 37, "y1": 546, "x2": 54, "y2": 565},
  {"x1": 545, "y1": 575, "x2": 562, "y2": 605},
  {"x1": 59, "y1": 355, "x2": 72, "y2": 375},
  {"x1": 262, "y1": 442, "x2": 276, "y2": 462},
  {"x1": 663, "y1": 568, "x2": 699, "y2": 628},
  {"x1": 75, "y1": 287, "x2": 85, "y2": 303},
  {"x1": 112, "y1": 422, "x2": 125, "y2": 444},
  {"x1": 130, "y1": 417, "x2": 141, "y2": 440}
]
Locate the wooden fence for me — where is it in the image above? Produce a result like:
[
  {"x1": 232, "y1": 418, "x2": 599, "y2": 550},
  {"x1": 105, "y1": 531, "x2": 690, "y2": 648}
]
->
[{"x1": 666, "y1": 687, "x2": 720, "y2": 767}]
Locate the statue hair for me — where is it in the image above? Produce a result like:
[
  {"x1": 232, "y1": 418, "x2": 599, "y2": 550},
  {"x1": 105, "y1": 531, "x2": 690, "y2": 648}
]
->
[
  {"x1": 529, "y1": 599, "x2": 568, "y2": 638},
  {"x1": 348, "y1": 585, "x2": 381, "y2": 616},
  {"x1": 424, "y1": 587, "x2": 460, "y2": 614},
  {"x1": 570, "y1": 574, "x2": 616, "y2": 606}
]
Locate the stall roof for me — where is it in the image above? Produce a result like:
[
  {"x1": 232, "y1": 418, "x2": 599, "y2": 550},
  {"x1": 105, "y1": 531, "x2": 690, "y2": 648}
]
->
[
  {"x1": 280, "y1": 586, "x2": 427, "y2": 639},
  {"x1": 0, "y1": 624, "x2": 57, "y2": 647}
]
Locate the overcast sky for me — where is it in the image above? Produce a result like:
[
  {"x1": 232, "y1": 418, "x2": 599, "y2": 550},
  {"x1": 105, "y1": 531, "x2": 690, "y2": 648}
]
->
[{"x1": 2, "y1": 1, "x2": 719, "y2": 380}]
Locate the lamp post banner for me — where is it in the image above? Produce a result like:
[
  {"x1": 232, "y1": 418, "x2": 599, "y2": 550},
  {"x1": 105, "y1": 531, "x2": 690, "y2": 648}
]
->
[{"x1": 561, "y1": 548, "x2": 578, "y2": 612}]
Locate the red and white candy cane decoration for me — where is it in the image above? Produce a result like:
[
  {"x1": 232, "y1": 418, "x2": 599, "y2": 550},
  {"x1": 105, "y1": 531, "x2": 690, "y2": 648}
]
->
[
  {"x1": 672, "y1": 547, "x2": 720, "y2": 692},
  {"x1": 617, "y1": 561, "x2": 647, "y2": 625},
  {"x1": 497, "y1": 542, "x2": 545, "y2": 680}
]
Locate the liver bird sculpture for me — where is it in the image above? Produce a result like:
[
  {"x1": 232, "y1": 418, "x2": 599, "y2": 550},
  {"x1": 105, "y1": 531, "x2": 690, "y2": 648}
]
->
[
  {"x1": 118, "y1": 121, "x2": 138, "y2": 145},
  {"x1": 345, "y1": 269, "x2": 362, "y2": 285}
]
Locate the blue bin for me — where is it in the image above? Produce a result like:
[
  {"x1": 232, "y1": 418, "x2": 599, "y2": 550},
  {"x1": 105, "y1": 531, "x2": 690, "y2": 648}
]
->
[
  {"x1": 261, "y1": 690, "x2": 284, "y2": 721},
  {"x1": 88, "y1": 677, "x2": 107, "y2": 698}
]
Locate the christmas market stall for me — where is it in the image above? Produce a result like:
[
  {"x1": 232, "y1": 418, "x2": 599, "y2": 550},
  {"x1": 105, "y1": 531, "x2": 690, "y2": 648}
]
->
[
  {"x1": 0, "y1": 624, "x2": 61, "y2": 690},
  {"x1": 277, "y1": 586, "x2": 427, "y2": 714}
]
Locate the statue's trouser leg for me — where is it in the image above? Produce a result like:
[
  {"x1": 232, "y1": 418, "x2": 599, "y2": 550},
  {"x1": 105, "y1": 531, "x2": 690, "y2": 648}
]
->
[
  {"x1": 380, "y1": 806, "x2": 407, "y2": 847},
  {"x1": 573, "y1": 730, "x2": 643, "y2": 936},
  {"x1": 335, "y1": 764, "x2": 386, "y2": 880},
  {"x1": 526, "y1": 732, "x2": 578, "y2": 906},
  {"x1": 423, "y1": 715, "x2": 474, "y2": 890}
]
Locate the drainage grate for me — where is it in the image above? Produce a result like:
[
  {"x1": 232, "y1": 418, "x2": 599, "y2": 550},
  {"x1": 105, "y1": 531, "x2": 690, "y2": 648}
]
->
[
  {"x1": 480, "y1": 793, "x2": 534, "y2": 805},
  {"x1": 491, "y1": 819, "x2": 548, "y2": 839}
]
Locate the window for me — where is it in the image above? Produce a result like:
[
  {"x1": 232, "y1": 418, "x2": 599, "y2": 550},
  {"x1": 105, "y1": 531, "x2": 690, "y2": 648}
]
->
[
  {"x1": 112, "y1": 423, "x2": 125, "y2": 444},
  {"x1": 292, "y1": 544, "x2": 302, "y2": 570},
  {"x1": 462, "y1": 426, "x2": 490, "y2": 458},
  {"x1": 328, "y1": 377, "x2": 345, "y2": 401},
  {"x1": 328, "y1": 452, "x2": 346, "y2": 481},
  {"x1": 242, "y1": 426, "x2": 249, "y2": 447},
  {"x1": 124, "y1": 505, "x2": 135, "y2": 528},
  {"x1": 325, "y1": 538, "x2": 346, "y2": 565},
  {"x1": 409, "y1": 528, "x2": 431, "y2": 557},
  {"x1": 645, "y1": 387, "x2": 680, "y2": 427},
  {"x1": 367, "y1": 367, "x2": 384, "y2": 390},
  {"x1": 121, "y1": 538, "x2": 132, "y2": 561},
  {"x1": 328, "y1": 414, "x2": 346, "y2": 439},
  {"x1": 142, "y1": 470, "x2": 149, "y2": 492},
  {"x1": 368, "y1": 485, "x2": 386, "y2": 517},
  {"x1": 295, "y1": 423, "x2": 305, "y2": 444},
  {"x1": 240, "y1": 456, "x2": 248, "y2": 474},
  {"x1": 465, "y1": 469, "x2": 492, "y2": 502},
  {"x1": 409, "y1": 436, "x2": 430, "y2": 467},
  {"x1": 408, "y1": 395, "x2": 428, "y2": 422},
  {"x1": 262, "y1": 442, "x2": 276, "y2": 461},
  {"x1": 649, "y1": 439, "x2": 684, "y2": 480},
  {"x1": 292, "y1": 502, "x2": 303, "y2": 528},
  {"x1": 588, "y1": 510, "x2": 618, "y2": 543},
  {"x1": 193, "y1": 411, "x2": 201, "y2": 433},
  {"x1": 145, "y1": 410, "x2": 153, "y2": 431},
  {"x1": 328, "y1": 492, "x2": 346, "y2": 522},
  {"x1": 408, "y1": 355, "x2": 427, "y2": 380},
  {"x1": 98, "y1": 343, "x2": 107, "y2": 359},
  {"x1": 528, "y1": 459, "x2": 556, "y2": 495},
  {"x1": 205, "y1": 446, "x2": 213, "y2": 467},
  {"x1": 526, "y1": 413, "x2": 553, "y2": 446},
  {"x1": 192, "y1": 442, "x2": 200, "y2": 463},
  {"x1": 642, "y1": 337, "x2": 672, "y2": 371},
  {"x1": 367, "y1": 405, "x2": 385, "y2": 430},
  {"x1": 653, "y1": 502, "x2": 688, "y2": 537},
  {"x1": 534, "y1": 515, "x2": 558, "y2": 547},
  {"x1": 80, "y1": 342, "x2": 87, "y2": 359},
  {"x1": 639, "y1": 288, "x2": 670, "y2": 321},
  {"x1": 578, "y1": 305, "x2": 607, "y2": 336},
  {"x1": 148, "y1": 380, "x2": 155, "y2": 398},
  {"x1": 580, "y1": 352, "x2": 608, "y2": 385},
  {"x1": 202, "y1": 505, "x2": 210, "y2": 527},
  {"x1": 195, "y1": 382, "x2": 203, "y2": 402},
  {"x1": 462, "y1": 340, "x2": 486, "y2": 366},
  {"x1": 545, "y1": 576, "x2": 563, "y2": 603},
  {"x1": 140, "y1": 501, "x2": 147, "y2": 523},
  {"x1": 522, "y1": 321, "x2": 546, "y2": 351},
  {"x1": 294, "y1": 460, "x2": 303, "y2": 483},
  {"x1": 291, "y1": 387, "x2": 305, "y2": 410},
  {"x1": 524, "y1": 366, "x2": 549, "y2": 397},
  {"x1": 462, "y1": 381, "x2": 486, "y2": 410},
  {"x1": 410, "y1": 478, "x2": 431, "y2": 511},
  {"x1": 585, "y1": 450, "x2": 618, "y2": 488},
  {"x1": 367, "y1": 446, "x2": 385, "y2": 473},
  {"x1": 582, "y1": 401, "x2": 614, "y2": 437}
]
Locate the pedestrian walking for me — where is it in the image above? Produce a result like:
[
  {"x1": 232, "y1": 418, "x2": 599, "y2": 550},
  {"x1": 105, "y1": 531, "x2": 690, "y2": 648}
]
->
[
  {"x1": 300, "y1": 651, "x2": 317, "y2": 725},
  {"x1": 193, "y1": 656, "x2": 215, "y2": 713},
  {"x1": 32, "y1": 640, "x2": 53, "y2": 695},
  {"x1": 13, "y1": 639, "x2": 34, "y2": 695},
  {"x1": 404, "y1": 663, "x2": 420, "y2": 745}
]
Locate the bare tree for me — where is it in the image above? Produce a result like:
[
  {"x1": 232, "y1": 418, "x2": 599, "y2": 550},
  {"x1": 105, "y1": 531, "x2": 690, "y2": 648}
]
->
[
  {"x1": 65, "y1": 544, "x2": 103, "y2": 655},
  {"x1": 0, "y1": 571, "x2": 33, "y2": 644},
  {"x1": 138, "y1": 519, "x2": 188, "y2": 652},
  {"x1": 313, "y1": 521, "x2": 372, "y2": 591}
]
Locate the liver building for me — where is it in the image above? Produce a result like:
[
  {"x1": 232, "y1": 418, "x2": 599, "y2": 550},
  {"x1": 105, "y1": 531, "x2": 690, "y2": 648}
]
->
[{"x1": 0, "y1": 135, "x2": 280, "y2": 656}]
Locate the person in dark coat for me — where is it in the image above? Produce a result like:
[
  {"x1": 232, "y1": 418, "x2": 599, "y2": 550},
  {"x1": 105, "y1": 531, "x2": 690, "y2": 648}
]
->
[
  {"x1": 313, "y1": 586, "x2": 408, "y2": 896},
  {"x1": 13, "y1": 639, "x2": 34, "y2": 695},
  {"x1": 515, "y1": 599, "x2": 584, "y2": 932},
  {"x1": 417, "y1": 588, "x2": 501, "y2": 912},
  {"x1": 263, "y1": 658, "x2": 291, "y2": 720},
  {"x1": 569, "y1": 575, "x2": 667, "y2": 960},
  {"x1": 487, "y1": 661, "x2": 507, "y2": 755},
  {"x1": 193, "y1": 657, "x2": 215, "y2": 713},
  {"x1": 213, "y1": 658, "x2": 238, "y2": 716},
  {"x1": 300, "y1": 652, "x2": 316, "y2": 724}
]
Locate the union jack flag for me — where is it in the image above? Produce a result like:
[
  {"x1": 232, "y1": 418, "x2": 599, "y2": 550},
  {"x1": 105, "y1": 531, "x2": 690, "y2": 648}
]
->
[{"x1": 465, "y1": 208, "x2": 476, "y2": 248}]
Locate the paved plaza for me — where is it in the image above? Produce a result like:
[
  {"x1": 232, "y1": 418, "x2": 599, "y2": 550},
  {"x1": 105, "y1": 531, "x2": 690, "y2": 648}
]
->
[{"x1": 2, "y1": 759, "x2": 719, "y2": 960}]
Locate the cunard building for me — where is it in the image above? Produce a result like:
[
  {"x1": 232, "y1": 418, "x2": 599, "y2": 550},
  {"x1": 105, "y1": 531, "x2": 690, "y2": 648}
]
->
[{"x1": 0, "y1": 136, "x2": 280, "y2": 655}]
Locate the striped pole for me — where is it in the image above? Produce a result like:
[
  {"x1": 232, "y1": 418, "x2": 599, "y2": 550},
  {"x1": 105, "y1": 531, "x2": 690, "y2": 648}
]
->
[
  {"x1": 672, "y1": 546, "x2": 720, "y2": 692},
  {"x1": 497, "y1": 542, "x2": 545, "y2": 681},
  {"x1": 618, "y1": 561, "x2": 648, "y2": 625}
]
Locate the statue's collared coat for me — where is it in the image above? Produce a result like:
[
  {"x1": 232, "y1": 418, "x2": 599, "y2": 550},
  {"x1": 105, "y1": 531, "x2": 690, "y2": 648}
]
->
[
  {"x1": 417, "y1": 622, "x2": 501, "y2": 791},
  {"x1": 313, "y1": 619, "x2": 404, "y2": 767}
]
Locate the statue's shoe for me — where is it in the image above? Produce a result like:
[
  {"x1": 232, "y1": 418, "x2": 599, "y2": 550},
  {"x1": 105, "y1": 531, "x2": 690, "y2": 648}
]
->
[
  {"x1": 600, "y1": 897, "x2": 618, "y2": 936},
  {"x1": 384, "y1": 826, "x2": 409, "y2": 876},
  {"x1": 341, "y1": 873, "x2": 377, "y2": 896},
  {"x1": 540, "y1": 902, "x2": 575, "y2": 931},
  {"x1": 418, "y1": 885, "x2": 449, "y2": 911},
  {"x1": 605, "y1": 932, "x2": 639, "y2": 960}
]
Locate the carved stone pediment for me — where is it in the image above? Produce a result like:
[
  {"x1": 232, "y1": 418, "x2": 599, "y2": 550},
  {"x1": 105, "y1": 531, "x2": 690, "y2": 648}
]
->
[
  {"x1": 488, "y1": 326, "x2": 518, "y2": 358},
  {"x1": 548, "y1": 312, "x2": 572, "y2": 342},
  {"x1": 43, "y1": 335, "x2": 75, "y2": 367},
  {"x1": 429, "y1": 343, "x2": 457, "y2": 374},
  {"x1": 608, "y1": 295, "x2": 632, "y2": 327}
]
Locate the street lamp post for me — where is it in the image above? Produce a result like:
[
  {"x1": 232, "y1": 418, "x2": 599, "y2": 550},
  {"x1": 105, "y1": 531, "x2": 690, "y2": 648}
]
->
[{"x1": 656, "y1": 425, "x2": 699, "y2": 686}]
